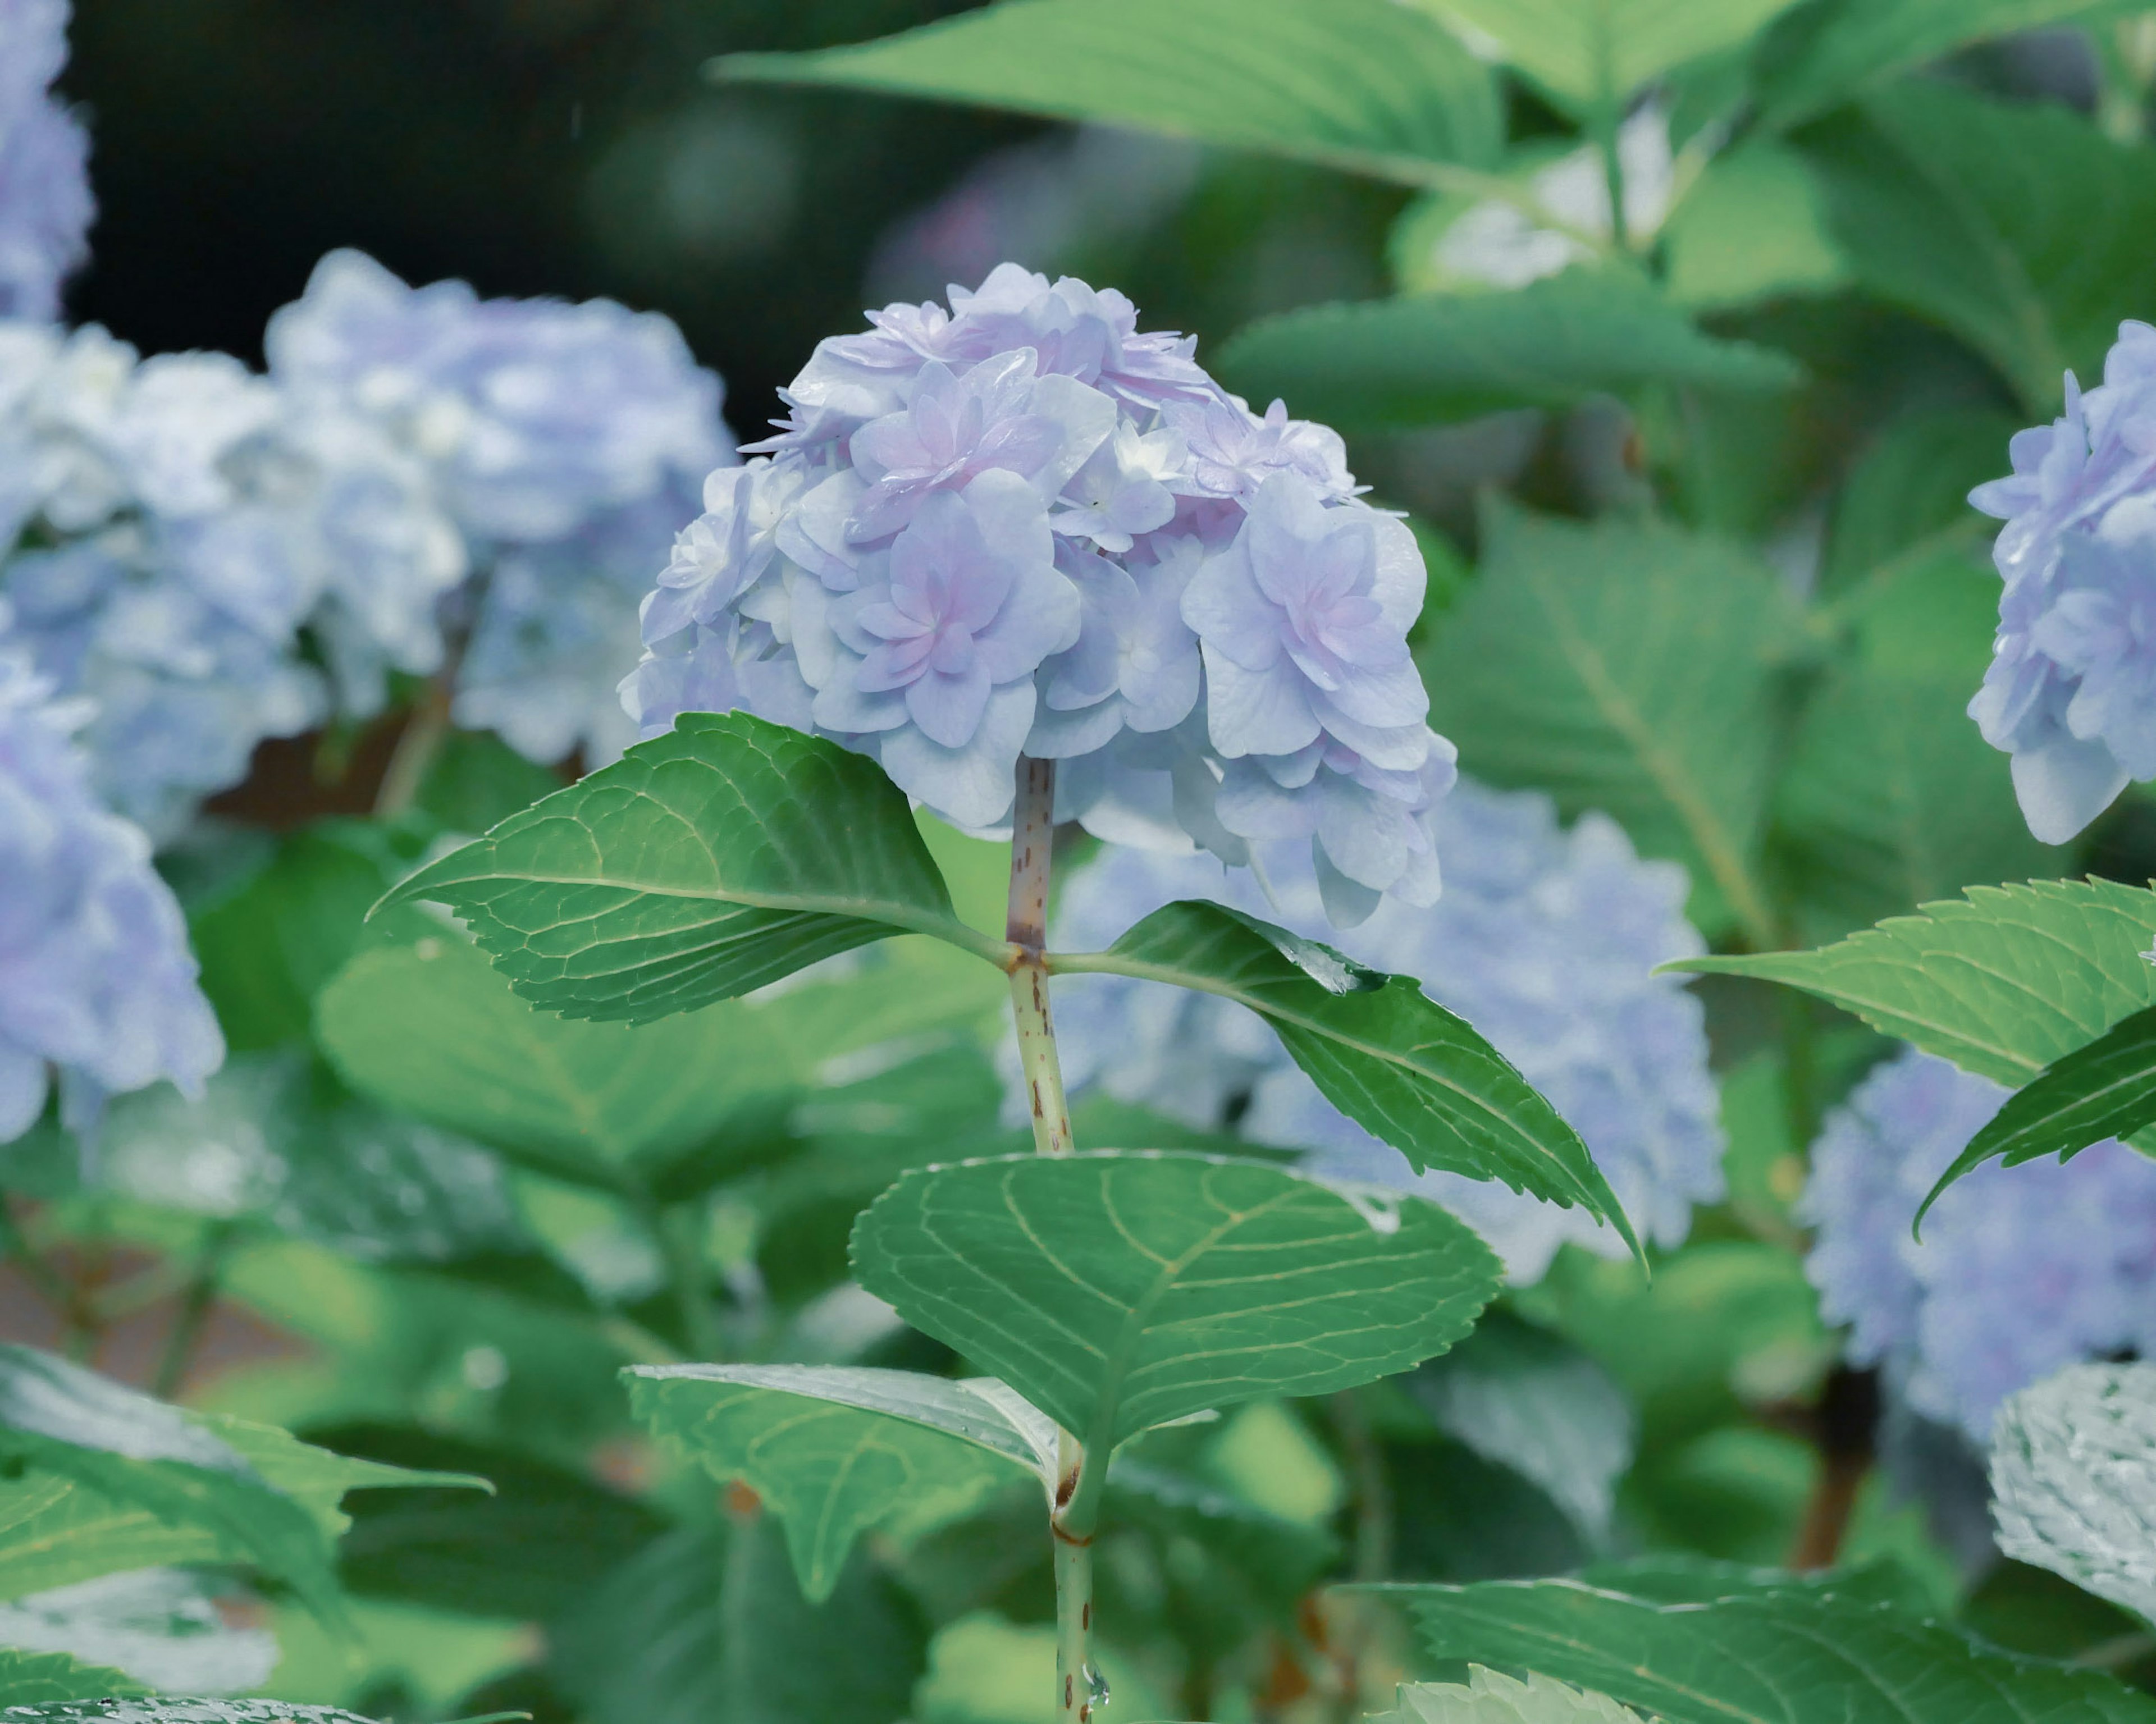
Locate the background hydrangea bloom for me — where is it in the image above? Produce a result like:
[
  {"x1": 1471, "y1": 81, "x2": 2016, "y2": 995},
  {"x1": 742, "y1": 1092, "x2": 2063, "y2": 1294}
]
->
[
  {"x1": 0, "y1": 623, "x2": 222, "y2": 1141},
  {"x1": 1016, "y1": 779, "x2": 1724, "y2": 1279},
  {"x1": 624, "y1": 262, "x2": 1454, "y2": 916},
  {"x1": 1970, "y1": 321, "x2": 2156, "y2": 840},
  {"x1": 267, "y1": 248, "x2": 730, "y2": 765},
  {"x1": 0, "y1": 0, "x2": 92, "y2": 321},
  {"x1": 1802, "y1": 1046, "x2": 2156, "y2": 1439}
]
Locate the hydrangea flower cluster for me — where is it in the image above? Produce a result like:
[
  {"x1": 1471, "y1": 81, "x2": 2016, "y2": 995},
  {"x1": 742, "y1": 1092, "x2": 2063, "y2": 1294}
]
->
[
  {"x1": 1970, "y1": 321, "x2": 2156, "y2": 842},
  {"x1": 1025, "y1": 779, "x2": 1726, "y2": 1281},
  {"x1": 267, "y1": 249, "x2": 730, "y2": 765},
  {"x1": 0, "y1": 0, "x2": 92, "y2": 321},
  {"x1": 624, "y1": 263, "x2": 1455, "y2": 923},
  {"x1": 1802, "y1": 1046, "x2": 2156, "y2": 1439},
  {"x1": 0, "y1": 621, "x2": 222, "y2": 1142}
]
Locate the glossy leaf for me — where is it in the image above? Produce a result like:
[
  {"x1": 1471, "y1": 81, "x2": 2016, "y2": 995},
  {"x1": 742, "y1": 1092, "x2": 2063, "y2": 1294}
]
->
[
  {"x1": 1419, "y1": 502, "x2": 1803, "y2": 945},
  {"x1": 1, "y1": 1703, "x2": 378, "y2": 1724},
  {"x1": 1374, "y1": 1667, "x2": 1647, "y2": 1724},
  {"x1": 1677, "y1": 880, "x2": 2156, "y2": 1087},
  {"x1": 1407, "y1": 0, "x2": 1799, "y2": 112},
  {"x1": 1991, "y1": 1361, "x2": 2156, "y2": 1629},
  {"x1": 626, "y1": 1364, "x2": 1050, "y2": 1602},
  {"x1": 851, "y1": 1151, "x2": 1502, "y2": 1490},
  {"x1": 1757, "y1": 0, "x2": 2152, "y2": 131},
  {"x1": 377, "y1": 711, "x2": 999, "y2": 1023},
  {"x1": 1920, "y1": 1006, "x2": 2156, "y2": 1220},
  {"x1": 1056, "y1": 902, "x2": 1632, "y2": 1245},
  {"x1": 1217, "y1": 271, "x2": 1797, "y2": 431},
  {"x1": 717, "y1": 0, "x2": 1502, "y2": 184},
  {"x1": 318, "y1": 930, "x2": 802, "y2": 1196},
  {"x1": 1408, "y1": 1576, "x2": 2156, "y2": 1723},
  {"x1": 1798, "y1": 82, "x2": 2156, "y2": 411},
  {"x1": 0, "y1": 1647, "x2": 143, "y2": 1705},
  {"x1": 0, "y1": 1568, "x2": 278, "y2": 1695}
]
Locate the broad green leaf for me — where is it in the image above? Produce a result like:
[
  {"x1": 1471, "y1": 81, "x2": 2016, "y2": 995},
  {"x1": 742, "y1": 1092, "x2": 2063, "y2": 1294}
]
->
[
  {"x1": 0, "y1": 1567, "x2": 276, "y2": 1695},
  {"x1": 1757, "y1": 0, "x2": 2152, "y2": 131},
  {"x1": 305, "y1": 1422, "x2": 664, "y2": 1621},
  {"x1": 318, "y1": 929, "x2": 801, "y2": 1197},
  {"x1": 0, "y1": 1647, "x2": 142, "y2": 1705},
  {"x1": 1821, "y1": 409, "x2": 2018, "y2": 595},
  {"x1": 1991, "y1": 1362, "x2": 2156, "y2": 1629},
  {"x1": 626, "y1": 1364, "x2": 1050, "y2": 1602},
  {"x1": 716, "y1": 0, "x2": 1501, "y2": 186},
  {"x1": 1408, "y1": 1576, "x2": 2156, "y2": 1723},
  {"x1": 1798, "y1": 82, "x2": 2156, "y2": 412},
  {"x1": 1, "y1": 1703, "x2": 376, "y2": 1724},
  {"x1": 850, "y1": 1150, "x2": 1501, "y2": 1505},
  {"x1": 1414, "y1": 1315, "x2": 1633, "y2": 1542},
  {"x1": 1677, "y1": 880, "x2": 2156, "y2": 1087},
  {"x1": 1105, "y1": 1458, "x2": 1337, "y2": 1606},
  {"x1": 1373, "y1": 1667, "x2": 1646, "y2": 1724},
  {"x1": 0, "y1": 1353, "x2": 479, "y2": 1610},
  {"x1": 377, "y1": 712, "x2": 1000, "y2": 1023},
  {"x1": 1217, "y1": 271, "x2": 1798, "y2": 431},
  {"x1": 1771, "y1": 667, "x2": 2060, "y2": 940},
  {"x1": 1418, "y1": 502, "x2": 1803, "y2": 945},
  {"x1": 1407, "y1": 0, "x2": 1799, "y2": 112},
  {"x1": 1054, "y1": 902, "x2": 1632, "y2": 1245},
  {"x1": 1919, "y1": 1006, "x2": 2156, "y2": 1218},
  {"x1": 1572, "y1": 1553, "x2": 1930, "y2": 1609},
  {"x1": 551, "y1": 1520, "x2": 925, "y2": 1724},
  {"x1": 1662, "y1": 140, "x2": 1849, "y2": 312}
]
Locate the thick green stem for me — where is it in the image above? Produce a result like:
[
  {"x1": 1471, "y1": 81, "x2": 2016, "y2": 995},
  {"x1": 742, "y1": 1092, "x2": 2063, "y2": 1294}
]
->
[{"x1": 1006, "y1": 757, "x2": 1093, "y2": 1720}]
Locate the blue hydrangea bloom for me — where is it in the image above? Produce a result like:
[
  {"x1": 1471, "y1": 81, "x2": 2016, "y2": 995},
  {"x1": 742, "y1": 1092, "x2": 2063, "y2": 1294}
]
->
[
  {"x1": 624, "y1": 263, "x2": 1454, "y2": 918},
  {"x1": 266, "y1": 249, "x2": 729, "y2": 765},
  {"x1": 0, "y1": 623, "x2": 222, "y2": 1141},
  {"x1": 1018, "y1": 779, "x2": 1725, "y2": 1280},
  {"x1": 0, "y1": 0, "x2": 92, "y2": 322},
  {"x1": 1802, "y1": 1046, "x2": 2156, "y2": 1439},
  {"x1": 1971, "y1": 322, "x2": 2156, "y2": 841}
]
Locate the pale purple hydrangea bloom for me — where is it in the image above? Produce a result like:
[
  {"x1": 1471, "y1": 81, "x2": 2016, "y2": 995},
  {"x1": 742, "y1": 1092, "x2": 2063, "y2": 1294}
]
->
[
  {"x1": 0, "y1": 0, "x2": 92, "y2": 322},
  {"x1": 1802, "y1": 1046, "x2": 2156, "y2": 1439},
  {"x1": 266, "y1": 249, "x2": 729, "y2": 765},
  {"x1": 1970, "y1": 321, "x2": 2156, "y2": 841},
  {"x1": 624, "y1": 263, "x2": 1453, "y2": 918},
  {"x1": 1012, "y1": 780, "x2": 1724, "y2": 1280},
  {"x1": 0, "y1": 624, "x2": 222, "y2": 1141}
]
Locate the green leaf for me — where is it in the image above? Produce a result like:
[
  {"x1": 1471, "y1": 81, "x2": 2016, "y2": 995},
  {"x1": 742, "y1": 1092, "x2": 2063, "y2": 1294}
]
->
[
  {"x1": 377, "y1": 711, "x2": 1001, "y2": 1023},
  {"x1": 0, "y1": 1703, "x2": 377, "y2": 1724},
  {"x1": 317, "y1": 929, "x2": 803, "y2": 1197},
  {"x1": 1054, "y1": 902, "x2": 1631, "y2": 1245},
  {"x1": 1662, "y1": 139, "x2": 1850, "y2": 312},
  {"x1": 1217, "y1": 271, "x2": 1798, "y2": 431},
  {"x1": 1798, "y1": 81, "x2": 2156, "y2": 412},
  {"x1": 625, "y1": 1364, "x2": 1050, "y2": 1603},
  {"x1": 1991, "y1": 1361, "x2": 2156, "y2": 1629},
  {"x1": 1675, "y1": 880, "x2": 2156, "y2": 1087},
  {"x1": 1373, "y1": 1667, "x2": 1647, "y2": 1724},
  {"x1": 850, "y1": 1150, "x2": 1502, "y2": 1506},
  {"x1": 1406, "y1": 0, "x2": 1801, "y2": 112},
  {"x1": 1770, "y1": 666, "x2": 2061, "y2": 940},
  {"x1": 1418, "y1": 502, "x2": 1804, "y2": 945},
  {"x1": 1820, "y1": 409, "x2": 2019, "y2": 596},
  {"x1": 1406, "y1": 1577, "x2": 2156, "y2": 1724},
  {"x1": 0, "y1": 1647, "x2": 144, "y2": 1705},
  {"x1": 551, "y1": 1521, "x2": 925, "y2": 1724},
  {"x1": 1757, "y1": 0, "x2": 2152, "y2": 132},
  {"x1": 0, "y1": 1567, "x2": 277, "y2": 1695},
  {"x1": 1104, "y1": 1458, "x2": 1337, "y2": 1606},
  {"x1": 1919, "y1": 1005, "x2": 2156, "y2": 1218},
  {"x1": 715, "y1": 0, "x2": 1501, "y2": 186}
]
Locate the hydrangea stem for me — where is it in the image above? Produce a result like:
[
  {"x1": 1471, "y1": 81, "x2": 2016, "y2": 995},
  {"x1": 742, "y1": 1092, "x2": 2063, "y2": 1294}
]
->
[{"x1": 1004, "y1": 756, "x2": 1095, "y2": 1721}]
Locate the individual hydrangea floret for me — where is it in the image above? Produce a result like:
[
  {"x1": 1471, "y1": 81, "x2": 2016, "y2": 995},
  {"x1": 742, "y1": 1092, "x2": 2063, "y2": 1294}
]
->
[
  {"x1": 1969, "y1": 321, "x2": 2156, "y2": 842},
  {"x1": 0, "y1": 0, "x2": 93, "y2": 322},
  {"x1": 1801, "y1": 1046, "x2": 2156, "y2": 1439},
  {"x1": 625, "y1": 262, "x2": 1454, "y2": 918},
  {"x1": 267, "y1": 249, "x2": 730, "y2": 765},
  {"x1": 1012, "y1": 780, "x2": 1724, "y2": 1280},
  {"x1": 0, "y1": 625, "x2": 222, "y2": 1141}
]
